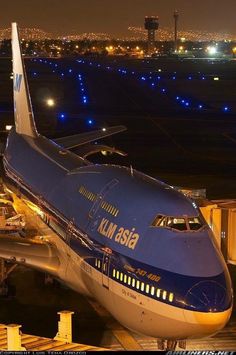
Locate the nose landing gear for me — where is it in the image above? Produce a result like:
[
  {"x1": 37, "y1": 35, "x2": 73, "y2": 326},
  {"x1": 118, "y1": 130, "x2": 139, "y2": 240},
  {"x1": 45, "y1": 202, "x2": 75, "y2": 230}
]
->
[{"x1": 158, "y1": 339, "x2": 186, "y2": 351}]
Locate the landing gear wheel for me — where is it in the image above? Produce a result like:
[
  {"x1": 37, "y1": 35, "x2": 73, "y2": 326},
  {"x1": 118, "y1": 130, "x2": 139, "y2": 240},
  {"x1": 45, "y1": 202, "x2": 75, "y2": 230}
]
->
[
  {"x1": 157, "y1": 339, "x2": 178, "y2": 351},
  {"x1": 166, "y1": 340, "x2": 177, "y2": 350}
]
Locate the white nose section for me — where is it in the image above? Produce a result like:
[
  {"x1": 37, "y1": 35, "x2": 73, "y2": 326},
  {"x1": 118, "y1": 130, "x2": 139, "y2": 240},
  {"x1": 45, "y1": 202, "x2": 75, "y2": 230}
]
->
[{"x1": 183, "y1": 306, "x2": 232, "y2": 338}]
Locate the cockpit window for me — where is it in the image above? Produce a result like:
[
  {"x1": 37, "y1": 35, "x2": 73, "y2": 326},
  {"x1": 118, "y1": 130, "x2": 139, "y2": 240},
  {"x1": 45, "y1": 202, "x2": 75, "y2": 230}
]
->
[
  {"x1": 151, "y1": 215, "x2": 204, "y2": 232},
  {"x1": 166, "y1": 217, "x2": 187, "y2": 231},
  {"x1": 188, "y1": 217, "x2": 203, "y2": 231}
]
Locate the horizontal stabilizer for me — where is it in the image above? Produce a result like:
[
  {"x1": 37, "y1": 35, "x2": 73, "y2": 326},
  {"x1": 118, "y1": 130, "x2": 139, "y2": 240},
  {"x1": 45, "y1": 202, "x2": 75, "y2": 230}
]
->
[
  {"x1": 54, "y1": 125, "x2": 126, "y2": 150},
  {"x1": 0, "y1": 236, "x2": 59, "y2": 275}
]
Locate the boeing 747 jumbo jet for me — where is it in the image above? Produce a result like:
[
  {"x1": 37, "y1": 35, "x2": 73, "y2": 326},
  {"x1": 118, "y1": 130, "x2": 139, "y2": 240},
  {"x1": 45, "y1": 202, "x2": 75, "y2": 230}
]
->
[{"x1": 0, "y1": 23, "x2": 233, "y2": 350}]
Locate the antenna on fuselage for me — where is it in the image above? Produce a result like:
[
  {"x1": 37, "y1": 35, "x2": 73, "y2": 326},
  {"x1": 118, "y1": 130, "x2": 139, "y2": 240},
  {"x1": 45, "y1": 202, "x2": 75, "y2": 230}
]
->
[{"x1": 130, "y1": 165, "x2": 134, "y2": 177}]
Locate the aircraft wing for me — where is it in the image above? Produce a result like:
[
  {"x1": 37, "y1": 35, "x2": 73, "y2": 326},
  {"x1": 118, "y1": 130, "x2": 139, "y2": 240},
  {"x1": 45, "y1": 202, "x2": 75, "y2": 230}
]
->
[
  {"x1": 0, "y1": 235, "x2": 60, "y2": 275},
  {"x1": 53, "y1": 125, "x2": 127, "y2": 150}
]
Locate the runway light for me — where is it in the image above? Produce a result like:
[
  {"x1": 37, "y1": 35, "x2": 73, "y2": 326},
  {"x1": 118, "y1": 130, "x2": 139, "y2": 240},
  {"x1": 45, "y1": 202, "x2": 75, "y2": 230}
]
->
[
  {"x1": 223, "y1": 106, "x2": 229, "y2": 112},
  {"x1": 102, "y1": 128, "x2": 107, "y2": 132},
  {"x1": 214, "y1": 77, "x2": 219, "y2": 81},
  {"x1": 198, "y1": 104, "x2": 203, "y2": 109},
  {"x1": 46, "y1": 98, "x2": 55, "y2": 107}
]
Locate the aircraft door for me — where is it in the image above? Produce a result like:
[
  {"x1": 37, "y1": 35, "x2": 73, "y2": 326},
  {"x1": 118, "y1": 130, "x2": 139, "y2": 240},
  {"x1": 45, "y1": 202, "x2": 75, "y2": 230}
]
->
[
  {"x1": 66, "y1": 220, "x2": 74, "y2": 246},
  {"x1": 102, "y1": 252, "x2": 110, "y2": 289}
]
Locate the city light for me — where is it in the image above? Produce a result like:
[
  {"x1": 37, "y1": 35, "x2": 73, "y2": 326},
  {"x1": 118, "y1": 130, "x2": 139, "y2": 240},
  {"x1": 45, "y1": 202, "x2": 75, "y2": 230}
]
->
[
  {"x1": 46, "y1": 98, "x2": 55, "y2": 107},
  {"x1": 5, "y1": 125, "x2": 13, "y2": 131},
  {"x1": 206, "y1": 46, "x2": 217, "y2": 55}
]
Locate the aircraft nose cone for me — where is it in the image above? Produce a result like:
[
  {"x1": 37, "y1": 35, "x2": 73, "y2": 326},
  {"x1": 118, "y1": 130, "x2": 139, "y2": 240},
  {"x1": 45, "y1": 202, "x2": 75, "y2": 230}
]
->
[
  {"x1": 182, "y1": 280, "x2": 232, "y2": 338},
  {"x1": 185, "y1": 280, "x2": 231, "y2": 312}
]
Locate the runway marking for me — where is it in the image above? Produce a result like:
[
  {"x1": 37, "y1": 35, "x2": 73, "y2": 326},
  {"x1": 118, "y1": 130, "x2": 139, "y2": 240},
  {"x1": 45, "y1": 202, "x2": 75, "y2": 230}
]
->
[{"x1": 111, "y1": 329, "x2": 142, "y2": 350}]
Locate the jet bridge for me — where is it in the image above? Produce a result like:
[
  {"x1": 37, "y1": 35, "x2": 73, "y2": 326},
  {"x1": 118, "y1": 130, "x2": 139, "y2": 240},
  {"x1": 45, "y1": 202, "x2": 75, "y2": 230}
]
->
[
  {"x1": 200, "y1": 200, "x2": 236, "y2": 265},
  {"x1": 178, "y1": 187, "x2": 236, "y2": 265}
]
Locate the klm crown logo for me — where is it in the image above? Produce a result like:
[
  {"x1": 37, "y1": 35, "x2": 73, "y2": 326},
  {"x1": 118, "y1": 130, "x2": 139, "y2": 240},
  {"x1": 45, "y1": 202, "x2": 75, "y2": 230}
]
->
[{"x1": 14, "y1": 73, "x2": 23, "y2": 92}]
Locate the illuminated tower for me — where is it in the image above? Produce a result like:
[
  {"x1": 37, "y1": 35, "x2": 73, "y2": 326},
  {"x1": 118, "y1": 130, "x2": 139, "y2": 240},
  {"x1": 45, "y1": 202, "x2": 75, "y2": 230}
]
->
[
  {"x1": 144, "y1": 16, "x2": 159, "y2": 55},
  {"x1": 173, "y1": 10, "x2": 179, "y2": 52}
]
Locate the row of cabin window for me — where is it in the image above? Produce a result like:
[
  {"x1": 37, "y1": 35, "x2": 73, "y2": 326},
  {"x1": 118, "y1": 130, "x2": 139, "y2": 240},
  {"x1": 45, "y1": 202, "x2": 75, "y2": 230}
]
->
[
  {"x1": 94, "y1": 260, "x2": 174, "y2": 303},
  {"x1": 113, "y1": 269, "x2": 174, "y2": 303},
  {"x1": 101, "y1": 200, "x2": 119, "y2": 217},
  {"x1": 79, "y1": 185, "x2": 119, "y2": 217},
  {"x1": 79, "y1": 186, "x2": 96, "y2": 202}
]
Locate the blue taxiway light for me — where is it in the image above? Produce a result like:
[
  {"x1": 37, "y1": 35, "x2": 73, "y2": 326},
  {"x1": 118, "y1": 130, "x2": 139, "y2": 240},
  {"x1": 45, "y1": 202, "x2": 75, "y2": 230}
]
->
[
  {"x1": 87, "y1": 119, "x2": 94, "y2": 125},
  {"x1": 59, "y1": 113, "x2": 66, "y2": 120}
]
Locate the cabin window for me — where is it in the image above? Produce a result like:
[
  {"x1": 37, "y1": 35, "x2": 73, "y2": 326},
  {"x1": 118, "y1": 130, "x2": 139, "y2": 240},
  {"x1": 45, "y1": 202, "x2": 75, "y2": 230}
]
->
[
  {"x1": 113, "y1": 269, "x2": 116, "y2": 278},
  {"x1": 136, "y1": 280, "x2": 140, "y2": 289},
  {"x1": 128, "y1": 277, "x2": 131, "y2": 286},
  {"x1": 116, "y1": 271, "x2": 120, "y2": 280},
  {"x1": 151, "y1": 286, "x2": 155, "y2": 296},
  {"x1": 162, "y1": 290, "x2": 167, "y2": 300},
  {"x1": 156, "y1": 289, "x2": 161, "y2": 298},
  {"x1": 124, "y1": 275, "x2": 127, "y2": 284},
  {"x1": 120, "y1": 273, "x2": 123, "y2": 282},
  {"x1": 146, "y1": 284, "x2": 150, "y2": 294},
  {"x1": 141, "y1": 282, "x2": 145, "y2": 292},
  {"x1": 169, "y1": 293, "x2": 174, "y2": 302},
  {"x1": 132, "y1": 279, "x2": 136, "y2": 287}
]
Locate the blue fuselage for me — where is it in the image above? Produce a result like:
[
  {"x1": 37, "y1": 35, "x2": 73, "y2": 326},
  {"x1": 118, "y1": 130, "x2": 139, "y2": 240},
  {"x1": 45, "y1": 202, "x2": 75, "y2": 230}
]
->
[{"x1": 3, "y1": 129, "x2": 233, "y2": 315}]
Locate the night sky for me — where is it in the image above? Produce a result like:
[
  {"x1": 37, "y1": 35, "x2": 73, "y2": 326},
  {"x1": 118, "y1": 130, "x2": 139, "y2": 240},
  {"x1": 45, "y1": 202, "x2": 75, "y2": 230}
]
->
[{"x1": 1, "y1": 0, "x2": 236, "y2": 36}]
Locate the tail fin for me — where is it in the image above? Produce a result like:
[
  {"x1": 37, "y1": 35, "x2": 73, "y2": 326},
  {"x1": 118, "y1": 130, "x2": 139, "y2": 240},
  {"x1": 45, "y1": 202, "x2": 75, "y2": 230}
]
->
[{"x1": 11, "y1": 22, "x2": 38, "y2": 137}]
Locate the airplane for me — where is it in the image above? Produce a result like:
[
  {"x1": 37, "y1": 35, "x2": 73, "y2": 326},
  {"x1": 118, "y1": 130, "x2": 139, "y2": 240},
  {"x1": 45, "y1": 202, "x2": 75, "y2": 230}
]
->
[{"x1": 0, "y1": 22, "x2": 233, "y2": 350}]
